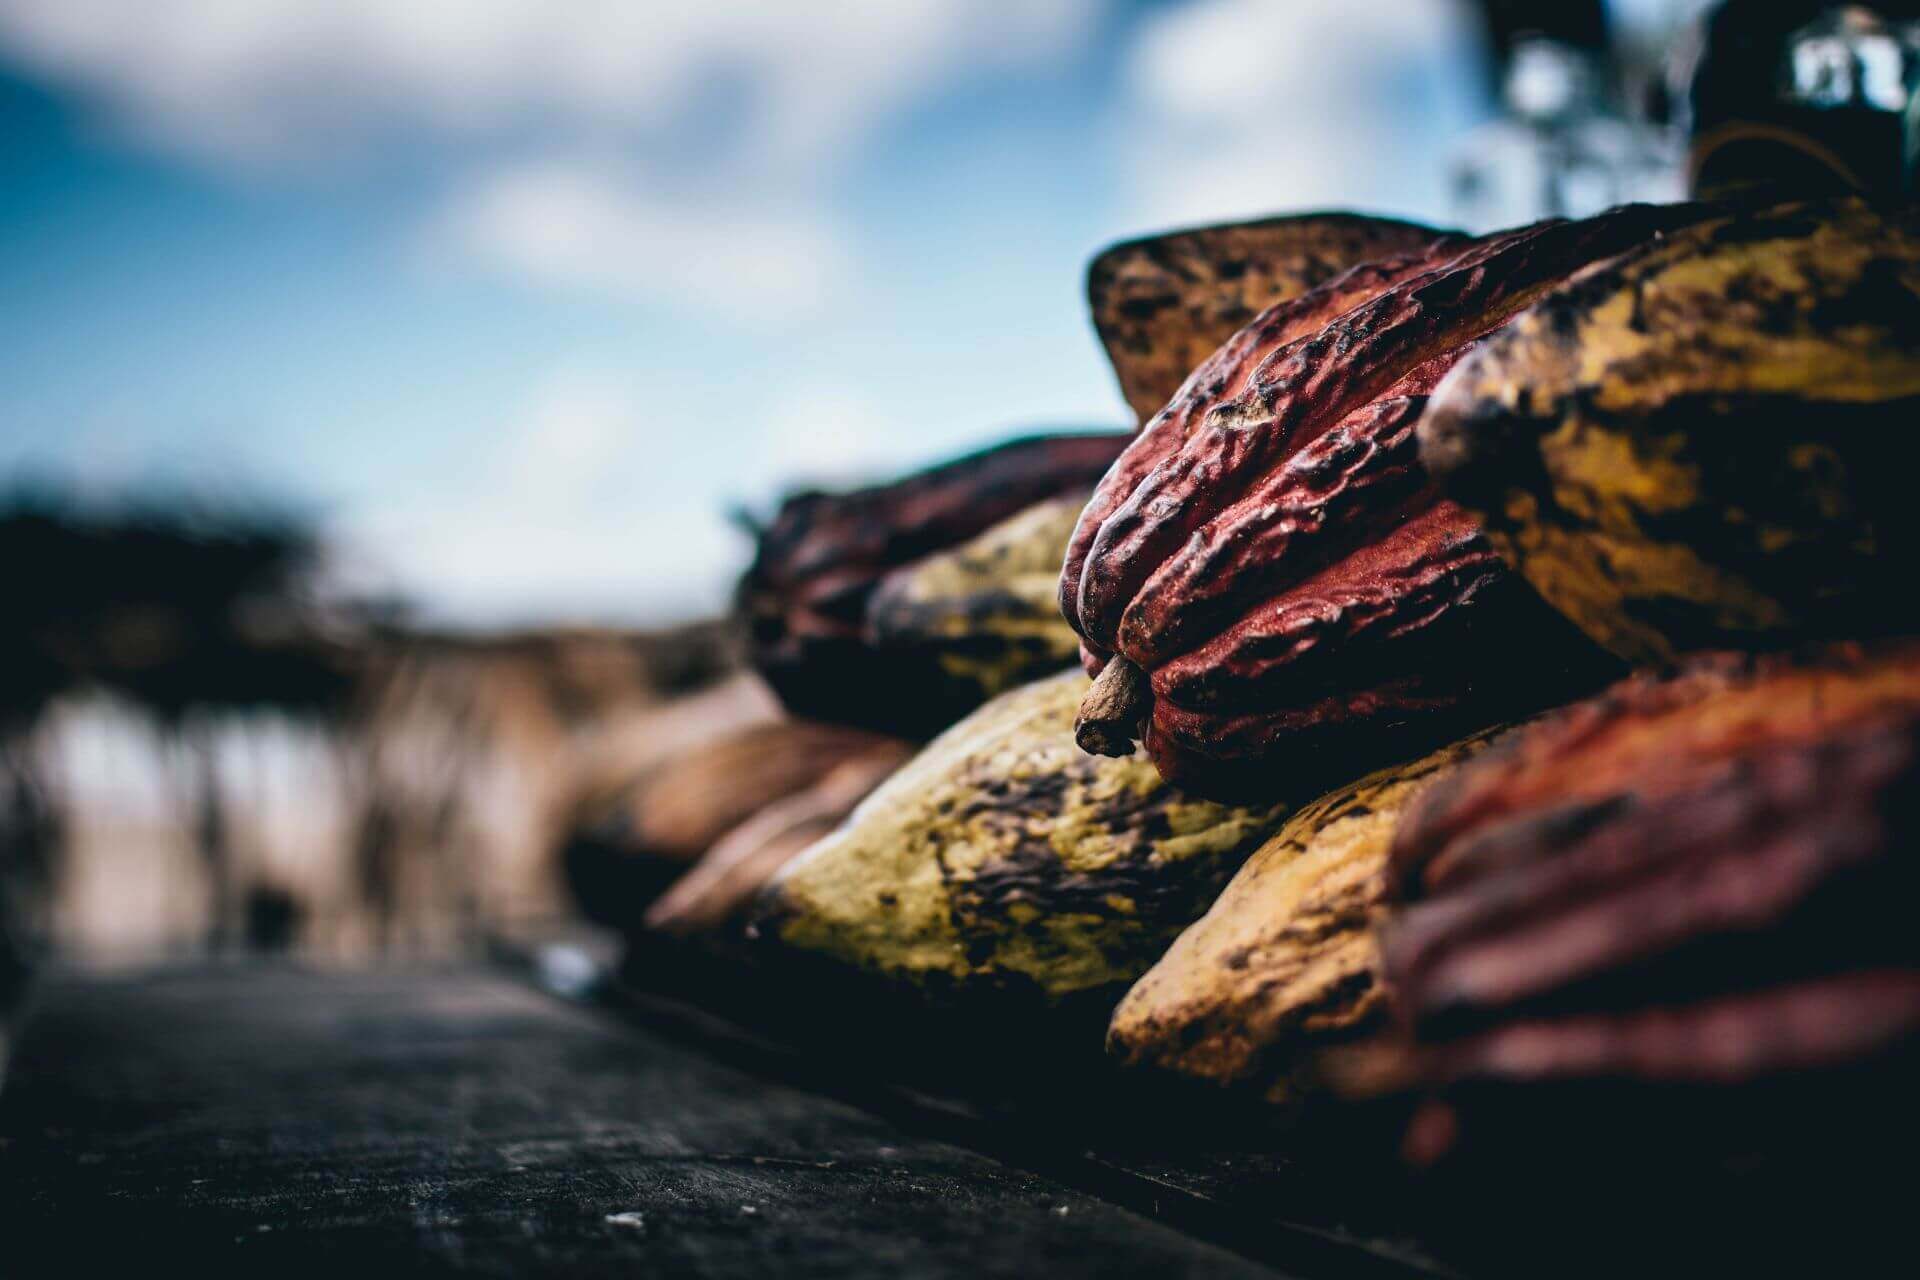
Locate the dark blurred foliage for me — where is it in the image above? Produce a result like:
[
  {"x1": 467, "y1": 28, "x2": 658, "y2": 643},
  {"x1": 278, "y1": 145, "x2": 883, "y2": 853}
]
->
[{"x1": 0, "y1": 485, "x2": 357, "y2": 730}]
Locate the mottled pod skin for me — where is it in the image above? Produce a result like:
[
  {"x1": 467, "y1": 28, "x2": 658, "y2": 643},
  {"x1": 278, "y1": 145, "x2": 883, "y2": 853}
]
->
[
  {"x1": 1107, "y1": 729, "x2": 1501, "y2": 1104},
  {"x1": 1089, "y1": 213, "x2": 1449, "y2": 425},
  {"x1": 739, "y1": 432, "x2": 1126, "y2": 738},
  {"x1": 864, "y1": 494, "x2": 1089, "y2": 708},
  {"x1": 754, "y1": 670, "x2": 1295, "y2": 1003},
  {"x1": 1355, "y1": 643, "x2": 1920, "y2": 1161},
  {"x1": 1065, "y1": 205, "x2": 1714, "y2": 798},
  {"x1": 1419, "y1": 198, "x2": 1920, "y2": 666}
]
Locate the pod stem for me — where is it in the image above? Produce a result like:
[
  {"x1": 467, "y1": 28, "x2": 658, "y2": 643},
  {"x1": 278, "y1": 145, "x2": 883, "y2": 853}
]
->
[{"x1": 1075, "y1": 657, "x2": 1150, "y2": 757}]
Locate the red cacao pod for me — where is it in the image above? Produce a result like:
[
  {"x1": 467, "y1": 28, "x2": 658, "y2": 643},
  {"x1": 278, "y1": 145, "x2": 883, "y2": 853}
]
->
[
  {"x1": 1351, "y1": 643, "x2": 1920, "y2": 1162},
  {"x1": 1063, "y1": 204, "x2": 1718, "y2": 799}
]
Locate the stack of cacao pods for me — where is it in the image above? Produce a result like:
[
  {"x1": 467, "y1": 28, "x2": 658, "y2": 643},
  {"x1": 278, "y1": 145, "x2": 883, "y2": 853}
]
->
[
  {"x1": 602, "y1": 187, "x2": 1920, "y2": 1209},
  {"x1": 1091, "y1": 195, "x2": 1920, "y2": 1163},
  {"x1": 567, "y1": 428, "x2": 1132, "y2": 937},
  {"x1": 734, "y1": 213, "x2": 1477, "y2": 746},
  {"x1": 733, "y1": 215, "x2": 1505, "y2": 1007},
  {"x1": 1059, "y1": 203, "x2": 1740, "y2": 796},
  {"x1": 569, "y1": 436, "x2": 1125, "y2": 941}
]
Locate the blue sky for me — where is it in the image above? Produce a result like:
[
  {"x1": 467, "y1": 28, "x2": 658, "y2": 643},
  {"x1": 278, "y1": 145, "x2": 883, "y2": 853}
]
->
[{"x1": 0, "y1": 1, "x2": 1499, "y2": 625}]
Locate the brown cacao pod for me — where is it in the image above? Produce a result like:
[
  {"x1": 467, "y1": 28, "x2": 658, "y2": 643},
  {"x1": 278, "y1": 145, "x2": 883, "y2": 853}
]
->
[
  {"x1": 1089, "y1": 213, "x2": 1449, "y2": 425},
  {"x1": 739, "y1": 432, "x2": 1126, "y2": 737},
  {"x1": 562, "y1": 719, "x2": 909, "y2": 929},
  {"x1": 1419, "y1": 197, "x2": 1920, "y2": 666},
  {"x1": 1107, "y1": 730, "x2": 1500, "y2": 1104},
  {"x1": 1345, "y1": 643, "x2": 1920, "y2": 1161},
  {"x1": 644, "y1": 744, "x2": 914, "y2": 936},
  {"x1": 623, "y1": 720, "x2": 904, "y2": 859},
  {"x1": 1063, "y1": 205, "x2": 1716, "y2": 799}
]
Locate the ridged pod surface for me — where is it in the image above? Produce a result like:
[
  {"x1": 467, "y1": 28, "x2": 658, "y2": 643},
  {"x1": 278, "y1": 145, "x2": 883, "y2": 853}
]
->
[
  {"x1": 1061, "y1": 234, "x2": 1474, "y2": 661},
  {"x1": 1064, "y1": 205, "x2": 1712, "y2": 798},
  {"x1": 864, "y1": 494, "x2": 1088, "y2": 707},
  {"x1": 1089, "y1": 213, "x2": 1450, "y2": 424},
  {"x1": 739, "y1": 432, "x2": 1126, "y2": 737},
  {"x1": 754, "y1": 670, "x2": 1294, "y2": 1002},
  {"x1": 1347, "y1": 643, "x2": 1920, "y2": 1160},
  {"x1": 1107, "y1": 730, "x2": 1500, "y2": 1102},
  {"x1": 1419, "y1": 197, "x2": 1920, "y2": 665}
]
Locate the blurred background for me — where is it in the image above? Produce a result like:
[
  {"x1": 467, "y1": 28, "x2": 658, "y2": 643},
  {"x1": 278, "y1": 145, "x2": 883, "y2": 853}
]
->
[{"x1": 0, "y1": 1, "x2": 1738, "y2": 968}]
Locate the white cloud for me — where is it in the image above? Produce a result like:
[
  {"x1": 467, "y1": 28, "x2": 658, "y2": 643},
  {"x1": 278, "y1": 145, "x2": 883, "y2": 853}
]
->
[
  {"x1": 331, "y1": 363, "x2": 745, "y2": 625},
  {"x1": 0, "y1": 0, "x2": 1095, "y2": 173},
  {"x1": 0, "y1": 1, "x2": 1094, "y2": 315},
  {"x1": 1117, "y1": 0, "x2": 1488, "y2": 229},
  {"x1": 425, "y1": 161, "x2": 849, "y2": 319}
]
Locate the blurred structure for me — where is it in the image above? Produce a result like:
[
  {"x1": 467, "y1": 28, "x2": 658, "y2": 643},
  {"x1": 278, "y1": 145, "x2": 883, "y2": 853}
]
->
[
  {"x1": 1451, "y1": 0, "x2": 1689, "y2": 228},
  {"x1": 330, "y1": 624, "x2": 765, "y2": 958},
  {"x1": 0, "y1": 489, "x2": 762, "y2": 968},
  {"x1": 1681, "y1": 0, "x2": 1920, "y2": 197},
  {"x1": 22, "y1": 622, "x2": 766, "y2": 966},
  {"x1": 2, "y1": 491, "x2": 350, "y2": 976}
]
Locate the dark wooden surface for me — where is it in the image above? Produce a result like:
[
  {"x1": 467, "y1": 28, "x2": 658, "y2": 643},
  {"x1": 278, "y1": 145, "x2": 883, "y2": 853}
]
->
[
  {"x1": 0, "y1": 964, "x2": 1288, "y2": 1279},
  {"x1": 8, "y1": 961, "x2": 1908, "y2": 1279},
  {"x1": 582, "y1": 946, "x2": 1452, "y2": 1280},
  {"x1": 561, "y1": 936, "x2": 1920, "y2": 1280}
]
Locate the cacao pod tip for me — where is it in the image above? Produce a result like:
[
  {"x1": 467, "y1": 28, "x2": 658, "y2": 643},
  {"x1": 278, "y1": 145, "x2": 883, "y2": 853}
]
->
[{"x1": 1074, "y1": 657, "x2": 1150, "y2": 757}]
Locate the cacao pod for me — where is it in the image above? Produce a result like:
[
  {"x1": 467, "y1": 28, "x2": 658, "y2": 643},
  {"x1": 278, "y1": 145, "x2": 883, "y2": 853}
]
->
[
  {"x1": 1090, "y1": 213, "x2": 1449, "y2": 424},
  {"x1": 752, "y1": 670, "x2": 1294, "y2": 1002},
  {"x1": 862, "y1": 493, "x2": 1088, "y2": 708},
  {"x1": 563, "y1": 719, "x2": 908, "y2": 930},
  {"x1": 1419, "y1": 197, "x2": 1920, "y2": 666},
  {"x1": 739, "y1": 432, "x2": 1127, "y2": 738},
  {"x1": 1346, "y1": 643, "x2": 1920, "y2": 1162},
  {"x1": 1106, "y1": 730, "x2": 1500, "y2": 1103},
  {"x1": 645, "y1": 745, "x2": 913, "y2": 936},
  {"x1": 1063, "y1": 205, "x2": 1714, "y2": 798}
]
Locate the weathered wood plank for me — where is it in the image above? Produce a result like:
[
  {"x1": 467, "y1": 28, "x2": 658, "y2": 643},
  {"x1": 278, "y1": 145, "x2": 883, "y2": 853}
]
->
[
  {"x1": 585, "y1": 936, "x2": 1919, "y2": 1280},
  {"x1": 0, "y1": 965, "x2": 1281, "y2": 1278}
]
